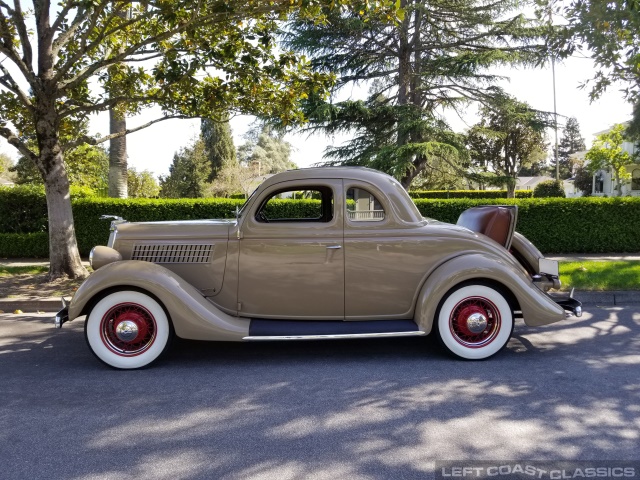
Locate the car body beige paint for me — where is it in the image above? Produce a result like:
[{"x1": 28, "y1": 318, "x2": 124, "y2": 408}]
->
[
  {"x1": 68, "y1": 167, "x2": 568, "y2": 340},
  {"x1": 69, "y1": 260, "x2": 249, "y2": 341}
]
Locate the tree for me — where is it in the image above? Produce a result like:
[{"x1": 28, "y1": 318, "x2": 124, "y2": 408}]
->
[
  {"x1": 128, "y1": 168, "x2": 160, "y2": 198},
  {"x1": 558, "y1": 117, "x2": 586, "y2": 179},
  {"x1": 237, "y1": 125, "x2": 296, "y2": 175},
  {"x1": 467, "y1": 92, "x2": 550, "y2": 198},
  {"x1": 12, "y1": 144, "x2": 109, "y2": 192},
  {"x1": 0, "y1": 1, "x2": 377, "y2": 279},
  {"x1": 201, "y1": 117, "x2": 236, "y2": 180},
  {"x1": 284, "y1": 0, "x2": 547, "y2": 187},
  {"x1": 573, "y1": 164, "x2": 593, "y2": 196},
  {"x1": 585, "y1": 124, "x2": 632, "y2": 196},
  {"x1": 0, "y1": 152, "x2": 15, "y2": 181},
  {"x1": 557, "y1": 1, "x2": 640, "y2": 134},
  {"x1": 533, "y1": 180, "x2": 565, "y2": 197},
  {"x1": 159, "y1": 139, "x2": 211, "y2": 198}
]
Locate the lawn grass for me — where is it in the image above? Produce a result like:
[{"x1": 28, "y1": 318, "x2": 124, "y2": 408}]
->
[
  {"x1": 0, "y1": 265, "x2": 49, "y2": 276},
  {"x1": 559, "y1": 261, "x2": 640, "y2": 291}
]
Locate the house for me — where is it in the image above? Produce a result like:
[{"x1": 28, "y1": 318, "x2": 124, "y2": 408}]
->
[
  {"x1": 515, "y1": 176, "x2": 554, "y2": 192},
  {"x1": 589, "y1": 125, "x2": 639, "y2": 197}
]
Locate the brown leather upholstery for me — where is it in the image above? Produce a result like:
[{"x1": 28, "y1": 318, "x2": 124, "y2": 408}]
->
[{"x1": 456, "y1": 206, "x2": 518, "y2": 249}]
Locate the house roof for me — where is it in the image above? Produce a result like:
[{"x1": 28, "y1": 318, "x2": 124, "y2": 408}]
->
[{"x1": 516, "y1": 176, "x2": 553, "y2": 187}]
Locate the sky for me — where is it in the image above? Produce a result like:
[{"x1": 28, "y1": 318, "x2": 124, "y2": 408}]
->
[{"x1": 1, "y1": 51, "x2": 633, "y2": 179}]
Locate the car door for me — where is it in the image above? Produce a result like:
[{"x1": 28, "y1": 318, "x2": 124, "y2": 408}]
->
[
  {"x1": 237, "y1": 179, "x2": 345, "y2": 319},
  {"x1": 343, "y1": 181, "x2": 423, "y2": 319}
]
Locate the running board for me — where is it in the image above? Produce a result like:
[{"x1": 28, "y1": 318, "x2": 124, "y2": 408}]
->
[{"x1": 244, "y1": 319, "x2": 425, "y2": 341}]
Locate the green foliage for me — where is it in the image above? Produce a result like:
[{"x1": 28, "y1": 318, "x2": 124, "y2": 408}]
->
[
  {"x1": 558, "y1": 0, "x2": 640, "y2": 130},
  {"x1": 284, "y1": 1, "x2": 547, "y2": 187},
  {"x1": 467, "y1": 91, "x2": 551, "y2": 197},
  {"x1": 533, "y1": 180, "x2": 566, "y2": 198},
  {"x1": 201, "y1": 117, "x2": 237, "y2": 180},
  {"x1": 12, "y1": 144, "x2": 109, "y2": 190},
  {"x1": 237, "y1": 125, "x2": 296, "y2": 174},
  {"x1": 0, "y1": 153, "x2": 15, "y2": 181},
  {"x1": 127, "y1": 168, "x2": 160, "y2": 198},
  {"x1": 0, "y1": 233, "x2": 49, "y2": 258},
  {"x1": 0, "y1": 185, "x2": 95, "y2": 234},
  {"x1": 3, "y1": 190, "x2": 640, "y2": 256},
  {"x1": 573, "y1": 165, "x2": 593, "y2": 196},
  {"x1": 585, "y1": 124, "x2": 632, "y2": 195},
  {"x1": 558, "y1": 117, "x2": 586, "y2": 179},
  {"x1": 159, "y1": 139, "x2": 211, "y2": 198},
  {"x1": 408, "y1": 190, "x2": 533, "y2": 199}
]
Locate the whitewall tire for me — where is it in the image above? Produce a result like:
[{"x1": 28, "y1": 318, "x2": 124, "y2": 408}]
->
[
  {"x1": 436, "y1": 284, "x2": 513, "y2": 360},
  {"x1": 85, "y1": 290, "x2": 172, "y2": 369}
]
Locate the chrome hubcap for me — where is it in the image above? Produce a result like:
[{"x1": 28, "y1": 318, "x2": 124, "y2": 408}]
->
[
  {"x1": 466, "y1": 312, "x2": 488, "y2": 333},
  {"x1": 115, "y1": 320, "x2": 139, "y2": 342}
]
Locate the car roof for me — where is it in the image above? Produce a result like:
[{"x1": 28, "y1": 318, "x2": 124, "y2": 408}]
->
[{"x1": 260, "y1": 167, "x2": 397, "y2": 188}]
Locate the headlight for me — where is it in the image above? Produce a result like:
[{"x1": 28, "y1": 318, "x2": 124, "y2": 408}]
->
[{"x1": 90, "y1": 246, "x2": 123, "y2": 270}]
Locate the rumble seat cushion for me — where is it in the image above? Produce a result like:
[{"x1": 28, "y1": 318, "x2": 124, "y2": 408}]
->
[{"x1": 456, "y1": 206, "x2": 518, "y2": 249}]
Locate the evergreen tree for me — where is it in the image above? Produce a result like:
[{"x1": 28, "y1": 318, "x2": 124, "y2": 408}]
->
[
  {"x1": 558, "y1": 117, "x2": 586, "y2": 179},
  {"x1": 467, "y1": 92, "x2": 550, "y2": 198},
  {"x1": 284, "y1": 1, "x2": 547, "y2": 188},
  {"x1": 159, "y1": 139, "x2": 211, "y2": 198},
  {"x1": 201, "y1": 117, "x2": 237, "y2": 181},
  {"x1": 237, "y1": 125, "x2": 297, "y2": 175}
]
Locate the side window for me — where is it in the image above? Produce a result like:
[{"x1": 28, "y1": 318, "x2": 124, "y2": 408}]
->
[
  {"x1": 256, "y1": 186, "x2": 334, "y2": 223},
  {"x1": 346, "y1": 187, "x2": 385, "y2": 222}
]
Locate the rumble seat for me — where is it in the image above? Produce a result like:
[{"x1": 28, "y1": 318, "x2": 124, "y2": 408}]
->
[{"x1": 456, "y1": 206, "x2": 518, "y2": 249}]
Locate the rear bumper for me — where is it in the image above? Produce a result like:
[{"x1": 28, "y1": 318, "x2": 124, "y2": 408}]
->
[{"x1": 548, "y1": 290, "x2": 582, "y2": 317}]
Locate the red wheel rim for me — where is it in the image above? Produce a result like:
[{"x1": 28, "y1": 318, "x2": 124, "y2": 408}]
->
[
  {"x1": 449, "y1": 296, "x2": 501, "y2": 348},
  {"x1": 100, "y1": 303, "x2": 157, "y2": 357}
]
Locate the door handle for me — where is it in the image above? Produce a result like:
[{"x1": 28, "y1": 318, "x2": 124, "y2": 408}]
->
[{"x1": 326, "y1": 245, "x2": 342, "y2": 249}]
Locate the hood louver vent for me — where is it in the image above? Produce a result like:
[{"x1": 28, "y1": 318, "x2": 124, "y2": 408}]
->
[{"x1": 132, "y1": 244, "x2": 213, "y2": 264}]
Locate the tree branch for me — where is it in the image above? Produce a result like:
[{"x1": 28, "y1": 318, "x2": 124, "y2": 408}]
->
[
  {"x1": 11, "y1": 1, "x2": 33, "y2": 69},
  {"x1": 0, "y1": 62, "x2": 34, "y2": 110},
  {"x1": 62, "y1": 115, "x2": 195, "y2": 151},
  {"x1": 0, "y1": 124, "x2": 37, "y2": 162}
]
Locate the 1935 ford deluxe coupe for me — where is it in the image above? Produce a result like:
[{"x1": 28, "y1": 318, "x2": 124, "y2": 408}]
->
[{"x1": 55, "y1": 167, "x2": 581, "y2": 369}]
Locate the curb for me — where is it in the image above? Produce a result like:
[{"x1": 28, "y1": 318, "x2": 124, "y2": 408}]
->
[
  {"x1": 2, "y1": 291, "x2": 640, "y2": 314},
  {"x1": 0, "y1": 298, "x2": 64, "y2": 313}
]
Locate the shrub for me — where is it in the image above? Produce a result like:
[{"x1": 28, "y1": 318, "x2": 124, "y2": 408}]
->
[
  {"x1": 533, "y1": 180, "x2": 566, "y2": 198},
  {"x1": 2, "y1": 192, "x2": 640, "y2": 256},
  {"x1": 408, "y1": 189, "x2": 533, "y2": 199}
]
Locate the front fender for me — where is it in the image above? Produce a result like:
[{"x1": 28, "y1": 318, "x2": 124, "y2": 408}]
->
[
  {"x1": 69, "y1": 261, "x2": 248, "y2": 341},
  {"x1": 414, "y1": 253, "x2": 565, "y2": 334}
]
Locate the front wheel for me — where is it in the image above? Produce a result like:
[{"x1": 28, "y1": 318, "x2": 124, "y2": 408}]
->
[
  {"x1": 435, "y1": 284, "x2": 513, "y2": 360},
  {"x1": 85, "y1": 290, "x2": 172, "y2": 369}
]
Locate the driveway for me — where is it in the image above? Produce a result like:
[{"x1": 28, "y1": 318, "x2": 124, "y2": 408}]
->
[{"x1": 1, "y1": 308, "x2": 639, "y2": 479}]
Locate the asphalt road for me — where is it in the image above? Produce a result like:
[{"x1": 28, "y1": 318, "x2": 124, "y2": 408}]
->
[{"x1": 1, "y1": 308, "x2": 639, "y2": 480}]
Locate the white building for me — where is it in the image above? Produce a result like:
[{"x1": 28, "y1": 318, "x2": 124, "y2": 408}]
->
[{"x1": 590, "y1": 126, "x2": 639, "y2": 197}]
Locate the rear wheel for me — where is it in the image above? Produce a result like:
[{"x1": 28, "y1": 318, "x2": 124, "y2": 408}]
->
[
  {"x1": 436, "y1": 284, "x2": 513, "y2": 360},
  {"x1": 85, "y1": 290, "x2": 172, "y2": 369}
]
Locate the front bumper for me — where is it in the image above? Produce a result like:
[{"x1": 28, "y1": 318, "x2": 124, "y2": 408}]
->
[{"x1": 54, "y1": 297, "x2": 70, "y2": 328}]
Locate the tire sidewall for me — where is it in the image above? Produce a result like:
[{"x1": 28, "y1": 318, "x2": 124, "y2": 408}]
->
[
  {"x1": 85, "y1": 291, "x2": 170, "y2": 369},
  {"x1": 437, "y1": 285, "x2": 513, "y2": 360}
]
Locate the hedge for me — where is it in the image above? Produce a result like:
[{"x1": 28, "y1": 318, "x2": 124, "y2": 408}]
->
[
  {"x1": 2, "y1": 193, "x2": 640, "y2": 256},
  {"x1": 408, "y1": 189, "x2": 533, "y2": 199}
]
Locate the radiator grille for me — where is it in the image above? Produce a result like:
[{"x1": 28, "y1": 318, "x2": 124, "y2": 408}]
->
[{"x1": 131, "y1": 244, "x2": 213, "y2": 264}]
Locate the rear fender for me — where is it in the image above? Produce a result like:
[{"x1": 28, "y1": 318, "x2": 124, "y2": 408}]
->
[
  {"x1": 68, "y1": 261, "x2": 248, "y2": 341},
  {"x1": 414, "y1": 253, "x2": 565, "y2": 334}
]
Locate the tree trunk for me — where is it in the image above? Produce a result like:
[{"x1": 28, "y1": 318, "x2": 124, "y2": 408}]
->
[
  {"x1": 44, "y1": 165, "x2": 88, "y2": 279},
  {"x1": 615, "y1": 171, "x2": 622, "y2": 196},
  {"x1": 506, "y1": 179, "x2": 516, "y2": 198},
  {"x1": 36, "y1": 118, "x2": 88, "y2": 280},
  {"x1": 108, "y1": 108, "x2": 128, "y2": 198}
]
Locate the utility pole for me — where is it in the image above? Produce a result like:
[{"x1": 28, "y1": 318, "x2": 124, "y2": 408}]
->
[{"x1": 549, "y1": 5, "x2": 559, "y2": 181}]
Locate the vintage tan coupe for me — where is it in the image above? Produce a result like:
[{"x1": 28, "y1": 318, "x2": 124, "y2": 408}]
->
[{"x1": 55, "y1": 167, "x2": 581, "y2": 369}]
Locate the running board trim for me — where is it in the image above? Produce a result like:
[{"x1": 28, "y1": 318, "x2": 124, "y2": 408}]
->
[{"x1": 243, "y1": 331, "x2": 426, "y2": 341}]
